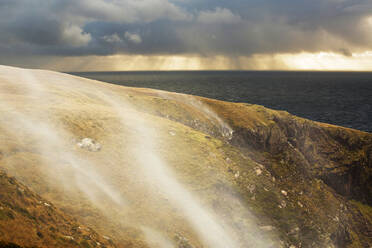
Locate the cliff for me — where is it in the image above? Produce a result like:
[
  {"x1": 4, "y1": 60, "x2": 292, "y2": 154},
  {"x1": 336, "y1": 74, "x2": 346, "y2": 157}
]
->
[{"x1": 0, "y1": 65, "x2": 371, "y2": 248}]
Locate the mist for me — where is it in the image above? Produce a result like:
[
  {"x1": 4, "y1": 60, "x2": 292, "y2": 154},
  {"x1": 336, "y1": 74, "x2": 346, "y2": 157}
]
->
[{"x1": 0, "y1": 65, "x2": 277, "y2": 247}]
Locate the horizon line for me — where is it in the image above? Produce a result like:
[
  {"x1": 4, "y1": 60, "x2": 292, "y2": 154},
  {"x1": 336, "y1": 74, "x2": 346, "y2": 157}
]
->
[{"x1": 65, "y1": 69, "x2": 372, "y2": 73}]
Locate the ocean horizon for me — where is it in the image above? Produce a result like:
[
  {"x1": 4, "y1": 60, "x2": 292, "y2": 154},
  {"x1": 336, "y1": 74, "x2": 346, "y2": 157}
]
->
[{"x1": 69, "y1": 70, "x2": 372, "y2": 133}]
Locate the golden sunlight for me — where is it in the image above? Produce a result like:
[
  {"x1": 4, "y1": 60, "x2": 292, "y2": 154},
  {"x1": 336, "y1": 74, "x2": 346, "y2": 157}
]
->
[{"x1": 40, "y1": 51, "x2": 372, "y2": 71}]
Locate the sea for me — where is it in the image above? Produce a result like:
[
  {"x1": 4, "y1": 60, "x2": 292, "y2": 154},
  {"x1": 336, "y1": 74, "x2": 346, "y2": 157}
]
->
[{"x1": 69, "y1": 71, "x2": 372, "y2": 133}]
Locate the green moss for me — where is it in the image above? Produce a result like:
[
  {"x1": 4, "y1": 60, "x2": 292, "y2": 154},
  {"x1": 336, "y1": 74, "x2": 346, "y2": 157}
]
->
[
  {"x1": 350, "y1": 200, "x2": 372, "y2": 225},
  {"x1": 0, "y1": 209, "x2": 14, "y2": 220},
  {"x1": 0, "y1": 210, "x2": 8, "y2": 220},
  {"x1": 347, "y1": 229, "x2": 363, "y2": 248},
  {"x1": 79, "y1": 240, "x2": 91, "y2": 248}
]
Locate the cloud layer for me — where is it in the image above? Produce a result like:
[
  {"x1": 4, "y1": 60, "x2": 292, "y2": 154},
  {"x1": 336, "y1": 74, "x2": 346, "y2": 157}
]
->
[{"x1": 0, "y1": 0, "x2": 372, "y2": 64}]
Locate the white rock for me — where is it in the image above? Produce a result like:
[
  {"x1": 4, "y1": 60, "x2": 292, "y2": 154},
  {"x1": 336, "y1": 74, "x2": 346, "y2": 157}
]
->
[
  {"x1": 234, "y1": 171, "x2": 240, "y2": 178},
  {"x1": 297, "y1": 201, "x2": 304, "y2": 208},
  {"x1": 281, "y1": 190, "x2": 288, "y2": 196},
  {"x1": 63, "y1": 235, "x2": 74, "y2": 240},
  {"x1": 255, "y1": 168, "x2": 262, "y2": 176},
  {"x1": 169, "y1": 131, "x2": 176, "y2": 136},
  {"x1": 77, "y1": 138, "x2": 101, "y2": 152},
  {"x1": 44, "y1": 202, "x2": 51, "y2": 207}
]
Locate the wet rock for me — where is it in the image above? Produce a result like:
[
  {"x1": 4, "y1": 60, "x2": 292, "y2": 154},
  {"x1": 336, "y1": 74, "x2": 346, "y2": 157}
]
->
[{"x1": 77, "y1": 138, "x2": 101, "y2": 152}]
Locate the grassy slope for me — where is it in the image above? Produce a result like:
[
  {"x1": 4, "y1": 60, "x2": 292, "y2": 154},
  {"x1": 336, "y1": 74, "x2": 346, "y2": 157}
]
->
[
  {"x1": 0, "y1": 66, "x2": 371, "y2": 247},
  {"x1": 0, "y1": 171, "x2": 116, "y2": 248},
  {"x1": 124, "y1": 88, "x2": 372, "y2": 247}
]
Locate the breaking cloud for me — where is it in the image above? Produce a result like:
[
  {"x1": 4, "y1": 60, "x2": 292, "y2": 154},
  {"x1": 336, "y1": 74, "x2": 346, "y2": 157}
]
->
[
  {"x1": 0, "y1": 0, "x2": 372, "y2": 67},
  {"x1": 124, "y1": 32, "x2": 142, "y2": 44}
]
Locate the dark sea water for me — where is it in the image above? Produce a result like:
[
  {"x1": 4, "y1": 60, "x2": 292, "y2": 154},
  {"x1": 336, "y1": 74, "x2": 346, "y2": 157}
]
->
[{"x1": 69, "y1": 71, "x2": 372, "y2": 133}]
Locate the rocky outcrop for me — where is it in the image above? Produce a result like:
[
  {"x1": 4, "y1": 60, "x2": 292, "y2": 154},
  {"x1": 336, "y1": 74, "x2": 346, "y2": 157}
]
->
[{"x1": 226, "y1": 108, "x2": 372, "y2": 205}]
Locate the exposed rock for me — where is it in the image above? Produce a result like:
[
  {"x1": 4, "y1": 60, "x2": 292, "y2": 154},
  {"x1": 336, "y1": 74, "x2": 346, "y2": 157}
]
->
[
  {"x1": 234, "y1": 171, "x2": 240, "y2": 178},
  {"x1": 77, "y1": 138, "x2": 101, "y2": 152},
  {"x1": 259, "y1": 225, "x2": 275, "y2": 231},
  {"x1": 281, "y1": 190, "x2": 288, "y2": 196},
  {"x1": 247, "y1": 184, "x2": 255, "y2": 194},
  {"x1": 255, "y1": 167, "x2": 262, "y2": 176},
  {"x1": 174, "y1": 233, "x2": 193, "y2": 248}
]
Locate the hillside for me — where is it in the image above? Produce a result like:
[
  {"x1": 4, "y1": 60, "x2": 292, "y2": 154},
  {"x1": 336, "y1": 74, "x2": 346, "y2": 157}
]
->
[
  {"x1": 0, "y1": 65, "x2": 371, "y2": 247},
  {"x1": 0, "y1": 171, "x2": 115, "y2": 248}
]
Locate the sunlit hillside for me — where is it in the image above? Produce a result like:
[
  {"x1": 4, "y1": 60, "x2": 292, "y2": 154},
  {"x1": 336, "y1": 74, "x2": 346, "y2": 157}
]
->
[{"x1": 0, "y1": 65, "x2": 371, "y2": 248}]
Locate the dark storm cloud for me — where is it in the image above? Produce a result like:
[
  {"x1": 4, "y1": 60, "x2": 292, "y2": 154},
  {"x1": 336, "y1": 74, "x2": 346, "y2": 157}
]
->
[{"x1": 0, "y1": 0, "x2": 371, "y2": 58}]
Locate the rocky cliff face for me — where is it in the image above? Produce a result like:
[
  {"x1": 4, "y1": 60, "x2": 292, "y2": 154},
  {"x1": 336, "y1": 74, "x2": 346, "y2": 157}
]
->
[
  {"x1": 228, "y1": 107, "x2": 372, "y2": 205},
  {"x1": 0, "y1": 65, "x2": 371, "y2": 248}
]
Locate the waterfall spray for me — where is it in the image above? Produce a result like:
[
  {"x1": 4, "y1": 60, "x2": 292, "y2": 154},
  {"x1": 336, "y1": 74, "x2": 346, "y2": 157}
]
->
[
  {"x1": 157, "y1": 92, "x2": 234, "y2": 139},
  {"x1": 0, "y1": 67, "x2": 126, "y2": 208},
  {"x1": 0, "y1": 66, "x2": 277, "y2": 247}
]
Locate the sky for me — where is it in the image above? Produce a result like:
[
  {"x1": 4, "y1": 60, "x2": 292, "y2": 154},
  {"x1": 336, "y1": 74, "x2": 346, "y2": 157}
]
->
[{"x1": 0, "y1": 0, "x2": 372, "y2": 71}]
